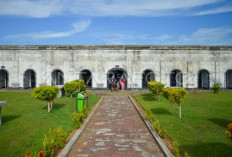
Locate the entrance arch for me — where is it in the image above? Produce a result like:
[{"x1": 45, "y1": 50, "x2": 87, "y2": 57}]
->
[
  {"x1": 80, "y1": 69, "x2": 92, "y2": 88},
  {"x1": 142, "y1": 69, "x2": 155, "y2": 88},
  {"x1": 226, "y1": 69, "x2": 232, "y2": 89},
  {"x1": 198, "y1": 69, "x2": 210, "y2": 90},
  {"x1": 0, "y1": 69, "x2": 8, "y2": 88},
  {"x1": 52, "y1": 69, "x2": 64, "y2": 85},
  {"x1": 170, "y1": 69, "x2": 183, "y2": 87},
  {"x1": 107, "y1": 68, "x2": 127, "y2": 89},
  {"x1": 24, "y1": 69, "x2": 36, "y2": 88}
]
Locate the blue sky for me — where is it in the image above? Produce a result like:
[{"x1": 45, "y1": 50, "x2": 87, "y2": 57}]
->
[{"x1": 0, "y1": 0, "x2": 232, "y2": 45}]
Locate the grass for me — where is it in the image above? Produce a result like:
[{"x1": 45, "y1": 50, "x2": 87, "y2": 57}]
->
[
  {"x1": 0, "y1": 92, "x2": 100, "y2": 157},
  {"x1": 135, "y1": 92, "x2": 232, "y2": 157}
]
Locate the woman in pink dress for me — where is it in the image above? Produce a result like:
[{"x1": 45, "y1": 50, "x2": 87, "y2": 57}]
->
[{"x1": 120, "y1": 77, "x2": 125, "y2": 91}]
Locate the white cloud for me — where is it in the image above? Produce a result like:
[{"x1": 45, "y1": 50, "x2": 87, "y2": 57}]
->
[
  {"x1": 6, "y1": 20, "x2": 91, "y2": 39},
  {"x1": 0, "y1": 0, "x2": 229, "y2": 18},
  {"x1": 155, "y1": 35, "x2": 173, "y2": 41},
  {"x1": 195, "y1": 6, "x2": 232, "y2": 15},
  {"x1": 165, "y1": 27, "x2": 232, "y2": 45}
]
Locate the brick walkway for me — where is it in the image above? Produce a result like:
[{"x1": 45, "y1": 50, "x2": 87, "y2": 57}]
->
[{"x1": 68, "y1": 96, "x2": 164, "y2": 157}]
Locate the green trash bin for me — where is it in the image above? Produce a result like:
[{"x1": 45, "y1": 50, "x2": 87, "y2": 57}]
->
[{"x1": 76, "y1": 92, "x2": 87, "y2": 111}]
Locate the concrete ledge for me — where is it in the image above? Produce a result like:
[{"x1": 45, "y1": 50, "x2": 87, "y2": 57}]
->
[
  {"x1": 58, "y1": 97, "x2": 103, "y2": 157},
  {"x1": 129, "y1": 96, "x2": 174, "y2": 157}
]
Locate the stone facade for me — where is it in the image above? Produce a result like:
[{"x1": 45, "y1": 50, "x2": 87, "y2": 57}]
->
[{"x1": 0, "y1": 45, "x2": 232, "y2": 89}]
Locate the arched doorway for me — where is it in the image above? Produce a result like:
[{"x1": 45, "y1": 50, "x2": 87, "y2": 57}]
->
[
  {"x1": 198, "y1": 69, "x2": 210, "y2": 90},
  {"x1": 80, "y1": 69, "x2": 92, "y2": 88},
  {"x1": 142, "y1": 69, "x2": 155, "y2": 88},
  {"x1": 52, "y1": 69, "x2": 64, "y2": 85},
  {"x1": 226, "y1": 69, "x2": 232, "y2": 89},
  {"x1": 24, "y1": 69, "x2": 36, "y2": 88},
  {"x1": 170, "y1": 69, "x2": 183, "y2": 87},
  {"x1": 107, "y1": 68, "x2": 127, "y2": 89},
  {"x1": 0, "y1": 69, "x2": 8, "y2": 88}
]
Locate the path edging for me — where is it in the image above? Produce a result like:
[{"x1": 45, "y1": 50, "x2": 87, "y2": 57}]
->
[
  {"x1": 128, "y1": 96, "x2": 174, "y2": 157},
  {"x1": 57, "y1": 97, "x2": 103, "y2": 157}
]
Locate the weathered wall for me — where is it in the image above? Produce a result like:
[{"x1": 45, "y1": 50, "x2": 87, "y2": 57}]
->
[{"x1": 0, "y1": 45, "x2": 232, "y2": 89}]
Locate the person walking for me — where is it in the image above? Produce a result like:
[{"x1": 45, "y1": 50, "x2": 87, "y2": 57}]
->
[{"x1": 120, "y1": 77, "x2": 125, "y2": 91}]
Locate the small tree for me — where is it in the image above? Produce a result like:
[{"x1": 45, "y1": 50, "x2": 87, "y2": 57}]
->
[
  {"x1": 163, "y1": 88, "x2": 187, "y2": 119},
  {"x1": 64, "y1": 81, "x2": 78, "y2": 97},
  {"x1": 32, "y1": 86, "x2": 59, "y2": 112},
  {"x1": 147, "y1": 81, "x2": 165, "y2": 101},
  {"x1": 173, "y1": 88, "x2": 188, "y2": 119}
]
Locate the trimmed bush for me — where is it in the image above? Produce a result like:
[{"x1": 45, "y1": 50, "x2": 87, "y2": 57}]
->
[
  {"x1": 64, "y1": 81, "x2": 78, "y2": 97},
  {"x1": 32, "y1": 86, "x2": 59, "y2": 112},
  {"x1": 147, "y1": 81, "x2": 165, "y2": 101},
  {"x1": 212, "y1": 84, "x2": 221, "y2": 94},
  {"x1": 163, "y1": 87, "x2": 187, "y2": 119},
  {"x1": 73, "y1": 79, "x2": 87, "y2": 93}
]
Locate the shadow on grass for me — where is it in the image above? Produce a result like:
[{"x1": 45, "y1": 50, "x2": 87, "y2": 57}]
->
[
  {"x1": 182, "y1": 142, "x2": 232, "y2": 157},
  {"x1": 2, "y1": 115, "x2": 20, "y2": 123},
  {"x1": 208, "y1": 118, "x2": 232, "y2": 128},
  {"x1": 42, "y1": 103, "x2": 65, "y2": 110},
  {"x1": 151, "y1": 108, "x2": 171, "y2": 115},
  {"x1": 141, "y1": 93, "x2": 158, "y2": 101}
]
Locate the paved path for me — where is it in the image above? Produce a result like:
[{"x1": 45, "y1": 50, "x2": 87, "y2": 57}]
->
[{"x1": 68, "y1": 96, "x2": 164, "y2": 157}]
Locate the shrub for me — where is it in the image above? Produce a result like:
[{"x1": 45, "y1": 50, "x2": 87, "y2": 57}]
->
[
  {"x1": 43, "y1": 127, "x2": 66, "y2": 157},
  {"x1": 153, "y1": 120, "x2": 161, "y2": 134},
  {"x1": 64, "y1": 81, "x2": 78, "y2": 97},
  {"x1": 159, "y1": 128, "x2": 168, "y2": 139},
  {"x1": 145, "y1": 108, "x2": 153, "y2": 123},
  {"x1": 32, "y1": 86, "x2": 59, "y2": 112},
  {"x1": 0, "y1": 82, "x2": 2, "y2": 89},
  {"x1": 73, "y1": 79, "x2": 87, "y2": 93},
  {"x1": 184, "y1": 152, "x2": 191, "y2": 157},
  {"x1": 72, "y1": 107, "x2": 88, "y2": 129},
  {"x1": 226, "y1": 123, "x2": 232, "y2": 140},
  {"x1": 212, "y1": 84, "x2": 221, "y2": 94},
  {"x1": 173, "y1": 141, "x2": 180, "y2": 157},
  {"x1": 147, "y1": 81, "x2": 165, "y2": 101}
]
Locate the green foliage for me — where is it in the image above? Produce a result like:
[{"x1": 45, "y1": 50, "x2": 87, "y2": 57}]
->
[
  {"x1": 159, "y1": 128, "x2": 168, "y2": 139},
  {"x1": 72, "y1": 107, "x2": 89, "y2": 129},
  {"x1": 184, "y1": 152, "x2": 191, "y2": 157},
  {"x1": 173, "y1": 141, "x2": 180, "y2": 157},
  {"x1": 73, "y1": 79, "x2": 87, "y2": 93},
  {"x1": 147, "y1": 81, "x2": 165, "y2": 101},
  {"x1": 153, "y1": 120, "x2": 161, "y2": 133},
  {"x1": 64, "y1": 81, "x2": 78, "y2": 97},
  {"x1": 212, "y1": 84, "x2": 221, "y2": 94},
  {"x1": 0, "y1": 82, "x2": 2, "y2": 89},
  {"x1": 42, "y1": 127, "x2": 66, "y2": 157},
  {"x1": 145, "y1": 108, "x2": 153, "y2": 123},
  {"x1": 32, "y1": 86, "x2": 59, "y2": 112},
  {"x1": 163, "y1": 88, "x2": 187, "y2": 118}
]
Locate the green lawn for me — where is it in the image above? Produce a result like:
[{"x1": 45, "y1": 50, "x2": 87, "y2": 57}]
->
[
  {"x1": 0, "y1": 92, "x2": 100, "y2": 157},
  {"x1": 135, "y1": 92, "x2": 232, "y2": 157}
]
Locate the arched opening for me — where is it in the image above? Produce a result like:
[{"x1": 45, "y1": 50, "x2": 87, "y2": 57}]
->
[
  {"x1": 0, "y1": 69, "x2": 8, "y2": 88},
  {"x1": 226, "y1": 69, "x2": 232, "y2": 89},
  {"x1": 24, "y1": 69, "x2": 36, "y2": 89},
  {"x1": 198, "y1": 69, "x2": 210, "y2": 90},
  {"x1": 170, "y1": 69, "x2": 183, "y2": 87},
  {"x1": 142, "y1": 69, "x2": 155, "y2": 88},
  {"x1": 52, "y1": 69, "x2": 64, "y2": 85},
  {"x1": 107, "y1": 68, "x2": 127, "y2": 89},
  {"x1": 80, "y1": 69, "x2": 92, "y2": 88}
]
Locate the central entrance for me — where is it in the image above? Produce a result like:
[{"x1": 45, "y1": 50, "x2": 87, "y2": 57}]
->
[{"x1": 107, "y1": 68, "x2": 127, "y2": 89}]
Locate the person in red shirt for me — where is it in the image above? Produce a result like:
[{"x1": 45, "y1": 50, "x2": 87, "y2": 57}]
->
[{"x1": 120, "y1": 77, "x2": 125, "y2": 91}]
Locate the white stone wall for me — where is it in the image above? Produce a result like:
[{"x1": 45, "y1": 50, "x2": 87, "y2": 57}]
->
[{"x1": 0, "y1": 45, "x2": 232, "y2": 89}]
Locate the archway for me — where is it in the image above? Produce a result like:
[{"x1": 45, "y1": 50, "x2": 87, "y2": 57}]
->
[
  {"x1": 0, "y1": 69, "x2": 8, "y2": 88},
  {"x1": 80, "y1": 69, "x2": 92, "y2": 88},
  {"x1": 198, "y1": 69, "x2": 210, "y2": 90},
  {"x1": 107, "y1": 68, "x2": 127, "y2": 89},
  {"x1": 226, "y1": 69, "x2": 232, "y2": 89},
  {"x1": 142, "y1": 69, "x2": 155, "y2": 88},
  {"x1": 52, "y1": 69, "x2": 64, "y2": 85},
  {"x1": 170, "y1": 69, "x2": 183, "y2": 87},
  {"x1": 24, "y1": 69, "x2": 36, "y2": 88}
]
